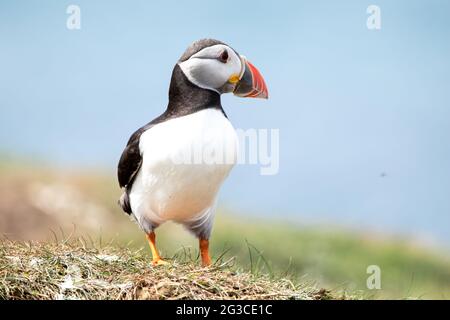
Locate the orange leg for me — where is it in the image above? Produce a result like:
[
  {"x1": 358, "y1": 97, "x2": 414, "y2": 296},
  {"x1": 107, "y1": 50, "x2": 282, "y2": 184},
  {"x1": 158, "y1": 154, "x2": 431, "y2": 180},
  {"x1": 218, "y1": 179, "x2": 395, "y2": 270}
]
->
[
  {"x1": 146, "y1": 232, "x2": 168, "y2": 266},
  {"x1": 199, "y1": 238, "x2": 212, "y2": 267}
]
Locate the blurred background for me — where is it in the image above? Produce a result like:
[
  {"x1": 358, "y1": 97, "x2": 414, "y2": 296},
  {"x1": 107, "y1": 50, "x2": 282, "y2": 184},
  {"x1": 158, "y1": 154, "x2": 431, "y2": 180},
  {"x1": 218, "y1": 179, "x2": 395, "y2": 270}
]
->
[{"x1": 1, "y1": 0, "x2": 449, "y2": 298}]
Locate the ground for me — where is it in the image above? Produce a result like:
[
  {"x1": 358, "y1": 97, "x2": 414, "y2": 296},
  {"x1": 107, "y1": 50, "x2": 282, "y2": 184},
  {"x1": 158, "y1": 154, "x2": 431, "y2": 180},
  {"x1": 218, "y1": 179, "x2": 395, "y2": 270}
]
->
[
  {"x1": 1, "y1": 159, "x2": 450, "y2": 299},
  {"x1": 0, "y1": 240, "x2": 337, "y2": 300}
]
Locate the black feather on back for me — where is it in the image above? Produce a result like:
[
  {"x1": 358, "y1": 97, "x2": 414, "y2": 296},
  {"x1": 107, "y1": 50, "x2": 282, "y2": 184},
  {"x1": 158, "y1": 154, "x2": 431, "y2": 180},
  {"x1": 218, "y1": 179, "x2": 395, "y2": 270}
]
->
[{"x1": 118, "y1": 127, "x2": 145, "y2": 188}]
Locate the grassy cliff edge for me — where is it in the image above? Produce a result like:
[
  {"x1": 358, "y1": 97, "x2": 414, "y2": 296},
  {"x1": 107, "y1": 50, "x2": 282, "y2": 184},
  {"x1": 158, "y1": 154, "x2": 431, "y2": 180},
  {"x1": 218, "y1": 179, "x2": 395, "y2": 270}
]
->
[{"x1": 0, "y1": 240, "x2": 337, "y2": 300}]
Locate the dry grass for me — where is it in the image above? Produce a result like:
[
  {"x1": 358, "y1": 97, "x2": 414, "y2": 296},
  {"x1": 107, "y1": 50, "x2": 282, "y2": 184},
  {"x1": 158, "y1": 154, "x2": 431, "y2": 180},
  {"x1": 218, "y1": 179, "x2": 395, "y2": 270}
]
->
[{"x1": 0, "y1": 240, "x2": 335, "y2": 300}]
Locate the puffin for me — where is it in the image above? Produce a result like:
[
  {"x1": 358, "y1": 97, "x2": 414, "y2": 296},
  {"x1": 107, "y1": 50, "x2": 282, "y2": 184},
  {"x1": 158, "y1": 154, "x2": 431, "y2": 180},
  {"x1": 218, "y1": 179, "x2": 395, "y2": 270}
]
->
[{"x1": 117, "y1": 39, "x2": 268, "y2": 266}]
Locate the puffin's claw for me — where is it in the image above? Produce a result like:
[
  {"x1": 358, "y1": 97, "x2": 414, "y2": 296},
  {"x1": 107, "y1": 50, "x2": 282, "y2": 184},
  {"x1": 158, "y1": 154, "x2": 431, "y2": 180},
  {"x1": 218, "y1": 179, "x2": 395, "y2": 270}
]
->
[{"x1": 151, "y1": 258, "x2": 169, "y2": 266}]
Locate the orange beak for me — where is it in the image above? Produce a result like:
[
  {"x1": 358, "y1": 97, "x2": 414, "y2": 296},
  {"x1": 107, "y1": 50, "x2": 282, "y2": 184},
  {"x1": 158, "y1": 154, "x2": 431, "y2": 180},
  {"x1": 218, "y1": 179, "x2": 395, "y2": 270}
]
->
[{"x1": 233, "y1": 57, "x2": 269, "y2": 99}]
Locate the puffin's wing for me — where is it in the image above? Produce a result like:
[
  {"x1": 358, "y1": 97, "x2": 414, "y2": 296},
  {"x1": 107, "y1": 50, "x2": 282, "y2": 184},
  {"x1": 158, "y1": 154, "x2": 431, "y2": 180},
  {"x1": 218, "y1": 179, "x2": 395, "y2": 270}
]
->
[
  {"x1": 117, "y1": 111, "x2": 171, "y2": 188},
  {"x1": 117, "y1": 125, "x2": 150, "y2": 188}
]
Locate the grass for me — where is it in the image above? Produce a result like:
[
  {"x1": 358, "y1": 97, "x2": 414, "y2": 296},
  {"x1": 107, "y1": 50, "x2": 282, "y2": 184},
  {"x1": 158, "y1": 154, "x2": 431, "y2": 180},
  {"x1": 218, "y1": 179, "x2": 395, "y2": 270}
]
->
[
  {"x1": 130, "y1": 216, "x2": 450, "y2": 300},
  {"x1": 209, "y1": 217, "x2": 450, "y2": 299},
  {"x1": 1, "y1": 160, "x2": 450, "y2": 299},
  {"x1": 0, "y1": 240, "x2": 336, "y2": 300}
]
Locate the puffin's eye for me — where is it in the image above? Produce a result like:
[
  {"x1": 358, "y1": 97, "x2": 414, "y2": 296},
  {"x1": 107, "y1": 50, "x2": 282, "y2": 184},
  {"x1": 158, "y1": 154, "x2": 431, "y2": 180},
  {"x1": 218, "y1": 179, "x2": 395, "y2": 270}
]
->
[{"x1": 218, "y1": 50, "x2": 228, "y2": 63}]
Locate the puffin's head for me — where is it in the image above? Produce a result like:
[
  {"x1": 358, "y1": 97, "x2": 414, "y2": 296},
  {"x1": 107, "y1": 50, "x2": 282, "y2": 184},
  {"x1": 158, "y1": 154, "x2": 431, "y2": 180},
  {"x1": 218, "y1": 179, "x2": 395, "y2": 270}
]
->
[{"x1": 178, "y1": 39, "x2": 268, "y2": 99}]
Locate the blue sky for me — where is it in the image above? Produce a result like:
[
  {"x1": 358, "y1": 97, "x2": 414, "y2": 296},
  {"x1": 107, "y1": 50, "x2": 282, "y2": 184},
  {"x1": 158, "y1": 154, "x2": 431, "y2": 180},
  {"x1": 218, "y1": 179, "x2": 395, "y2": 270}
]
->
[{"x1": 1, "y1": 1, "x2": 450, "y2": 245}]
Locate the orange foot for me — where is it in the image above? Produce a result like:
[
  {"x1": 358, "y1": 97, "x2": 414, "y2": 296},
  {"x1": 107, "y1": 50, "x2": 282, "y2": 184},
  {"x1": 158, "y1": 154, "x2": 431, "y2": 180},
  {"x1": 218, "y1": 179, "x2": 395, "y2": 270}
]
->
[
  {"x1": 146, "y1": 232, "x2": 169, "y2": 266},
  {"x1": 200, "y1": 238, "x2": 212, "y2": 267},
  {"x1": 151, "y1": 258, "x2": 169, "y2": 266}
]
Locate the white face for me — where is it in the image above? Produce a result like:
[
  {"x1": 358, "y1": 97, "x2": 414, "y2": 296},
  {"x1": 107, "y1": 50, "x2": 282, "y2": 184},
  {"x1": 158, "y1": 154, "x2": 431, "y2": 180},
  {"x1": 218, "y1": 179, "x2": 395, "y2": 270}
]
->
[{"x1": 178, "y1": 44, "x2": 243, "y2": 94}]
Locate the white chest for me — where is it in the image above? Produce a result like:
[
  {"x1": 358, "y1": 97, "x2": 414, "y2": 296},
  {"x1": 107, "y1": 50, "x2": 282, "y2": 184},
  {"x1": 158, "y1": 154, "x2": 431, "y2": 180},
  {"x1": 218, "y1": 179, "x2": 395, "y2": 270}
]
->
[{"x1": 129, "y1": 108, "x2": 238, "y2": 223}]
